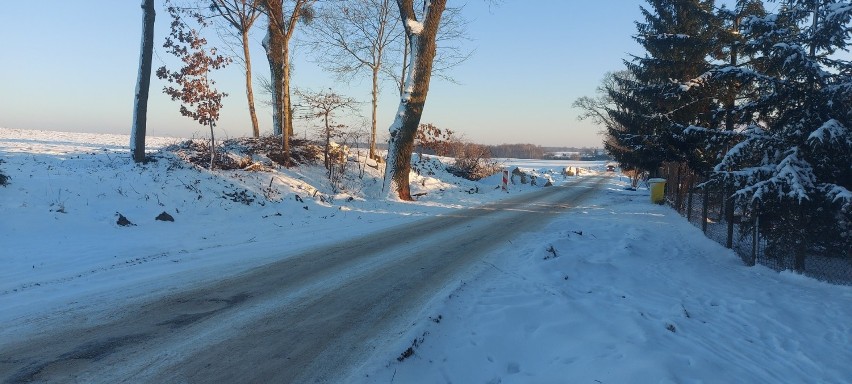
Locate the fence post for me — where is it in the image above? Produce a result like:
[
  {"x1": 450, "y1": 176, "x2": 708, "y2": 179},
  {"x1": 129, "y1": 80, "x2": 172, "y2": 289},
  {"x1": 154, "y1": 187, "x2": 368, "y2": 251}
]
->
[
  {"x1": 725, "y1": 185, "x2": 735, "y2": 249},
  {"x1": 686, "y1": 173, "x2": 694, "y2": 222},
  {"x1": 675, "y1": 164, "x2": 683, "y2": 212},
  {"x1": 750, "y1": 205, "x2": 759, "y2": 267},
  {"x1": 702, "y1": 186, "x2": 709, "y2": 234}
]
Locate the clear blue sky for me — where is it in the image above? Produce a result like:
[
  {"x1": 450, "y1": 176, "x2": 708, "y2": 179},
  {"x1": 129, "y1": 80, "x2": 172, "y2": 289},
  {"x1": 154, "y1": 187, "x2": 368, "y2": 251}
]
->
[{"x1": 0, "y1": 1, "x2": 679, "y2": 148}]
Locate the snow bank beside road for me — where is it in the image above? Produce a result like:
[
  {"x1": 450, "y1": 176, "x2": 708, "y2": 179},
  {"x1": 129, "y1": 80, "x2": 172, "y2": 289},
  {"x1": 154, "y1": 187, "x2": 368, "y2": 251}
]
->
[{"x1": 355, "y1": 178, "x2": 852, "y2": 383}]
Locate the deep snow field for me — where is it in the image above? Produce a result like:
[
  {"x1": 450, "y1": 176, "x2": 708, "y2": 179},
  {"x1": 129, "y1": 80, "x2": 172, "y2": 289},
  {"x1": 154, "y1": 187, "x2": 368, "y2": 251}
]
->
[{"x1": 1, "y1": 127, "x2": 850, "y2": 383}]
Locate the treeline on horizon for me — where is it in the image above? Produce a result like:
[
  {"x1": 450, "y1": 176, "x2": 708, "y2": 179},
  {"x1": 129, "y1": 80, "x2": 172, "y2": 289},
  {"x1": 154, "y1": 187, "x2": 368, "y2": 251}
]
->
[
  {"x1": 384, "y1": 141, "x2": 608, "y2": 160},
  {"x1": 487, "y1": 144, "x2": 608, "y2": 160}
]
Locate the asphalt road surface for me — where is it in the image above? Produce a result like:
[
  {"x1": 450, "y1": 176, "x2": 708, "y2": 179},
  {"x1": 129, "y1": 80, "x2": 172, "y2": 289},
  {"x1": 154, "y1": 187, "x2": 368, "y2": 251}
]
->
[{"x1": 1, "y1": 176, "x2": 606, "y2": 383}]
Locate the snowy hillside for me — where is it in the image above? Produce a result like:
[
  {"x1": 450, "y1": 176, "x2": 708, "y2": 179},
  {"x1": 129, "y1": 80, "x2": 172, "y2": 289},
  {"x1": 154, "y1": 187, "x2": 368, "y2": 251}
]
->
[{"x1": 1, "y1": 128, "x2": 850, "y2": 383}]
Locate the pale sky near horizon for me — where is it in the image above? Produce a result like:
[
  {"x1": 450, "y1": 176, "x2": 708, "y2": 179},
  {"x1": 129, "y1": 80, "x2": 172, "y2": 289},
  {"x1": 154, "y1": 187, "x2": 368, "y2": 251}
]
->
[{"x1": 0, "y1": 1, "x2": 740, "y2": 148}]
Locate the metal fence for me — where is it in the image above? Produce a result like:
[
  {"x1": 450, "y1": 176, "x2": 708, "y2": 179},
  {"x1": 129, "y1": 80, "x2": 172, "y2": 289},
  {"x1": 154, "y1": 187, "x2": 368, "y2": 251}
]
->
[{"x1": 657, "y1": 163, "x2": 852, "y2": 286}]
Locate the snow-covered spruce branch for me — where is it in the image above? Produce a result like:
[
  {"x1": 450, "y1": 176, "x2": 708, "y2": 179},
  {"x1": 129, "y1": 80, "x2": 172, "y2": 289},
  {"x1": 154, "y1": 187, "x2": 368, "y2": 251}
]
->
[
  {"x1": 807, "y1": 119, "x2": 851, "y2": 145},
  {"x1": 733, "y1": 147, "x2": 817, "y2": 204}
]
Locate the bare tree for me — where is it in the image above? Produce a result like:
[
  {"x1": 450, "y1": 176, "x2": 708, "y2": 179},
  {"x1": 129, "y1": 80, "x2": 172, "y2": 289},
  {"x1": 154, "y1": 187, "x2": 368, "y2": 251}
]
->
[
  {"x1": 383, "y1": 0, "x2": 446, "y2": 200},
  {"x1": 157, "y1": 2, "x2": 231, "y2": 169},
  {"x1": 131, "y1": 0, "x2": 156, "y2": 163},
  {"x1": 448, "y1": 141, "x2": 498, "y2": 181},
  {"x1": 296, "y1": 88, "x2": 358, "y2": 172},
  {"x1": 340, "y1": 125, "x2": 370, "y2": 180},
  {"x1": 572, "y1": 71, "x2": 630, "y2": 132},
  {"x1": 391, "y1": 4, "x2": 471, "y2": 95},
  {"x1": 573, "y1": 70, "x2": 647, "y2": 186},
  {"x1": 307, "y1": 0, "x2": 402, "y2": 162},
  {"x1": 210, "y1": 0, "x2": 263, "y2": 137},
  {"x1": 261, "y1": 0, "x2": 315, "y2": 166}
]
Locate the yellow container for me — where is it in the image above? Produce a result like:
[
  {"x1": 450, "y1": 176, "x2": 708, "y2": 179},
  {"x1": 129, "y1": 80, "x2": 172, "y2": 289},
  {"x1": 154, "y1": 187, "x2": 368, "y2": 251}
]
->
[{"x1": 649, "y1": 178, "x2": 666, "y2": 204}]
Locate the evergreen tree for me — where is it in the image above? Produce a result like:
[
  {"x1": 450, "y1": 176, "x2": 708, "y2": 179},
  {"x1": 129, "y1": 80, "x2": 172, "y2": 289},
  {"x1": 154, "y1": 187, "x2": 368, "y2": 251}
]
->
[
  {"x1": 607, "y1": 0, "x2": 718, "y2": 177},
  {"x1": 680, "y1": 0, "x2": 767, "y2": 247},
  {"x1": 709, "y1": 0, "x2": 852, "y2": 269}
]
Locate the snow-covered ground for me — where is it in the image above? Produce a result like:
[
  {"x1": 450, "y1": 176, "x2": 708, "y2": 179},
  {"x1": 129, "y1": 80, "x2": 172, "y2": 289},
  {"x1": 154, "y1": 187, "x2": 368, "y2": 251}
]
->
[
  {"x1": 1, "y1": 128, "x2": 850, "y2": 383},
  {"x1": 354, "y1": 183, "x2": 852, "y2": 383}
]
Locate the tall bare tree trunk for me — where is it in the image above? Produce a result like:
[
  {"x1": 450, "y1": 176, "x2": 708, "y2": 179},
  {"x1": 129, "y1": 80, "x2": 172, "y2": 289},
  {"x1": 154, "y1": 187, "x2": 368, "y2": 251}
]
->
[
  {"x1": 262, "y1": 0, "x2": 310, "y2": 165},
  {"x1": 263, "y1": 28, "x2": 283, "y2": 136},
  {"x1": 702, "y1": 186, "x2": 709, "y2": 233},
  {"x1": 686, "y1": 172, "x2": 695, "y2": 221},
  {"x1": 370, "y1": 65, "x2": 379, "y2": 160},
  {"x1": 243, "y1": 30, "x2": 260, "y2": 138},
  {"x1": 675, "y1": 163, "x2": 684, "y2": 212},
  {"x1": 725, "y1": 186, "x2": 735, "y2": 248},
  {"x1": 131, "y1": 0, "x2": 155, "y2": 163},
  {"x1": 263, "y1": 18, "x2": 290, "y2": 165},
  {"x1": 283, "y1": 46, "x2": 294, "y2": 138},
  {"x1": 324, "y1": 114, "x2": 331, "y2": 170},
  {"x1": 794, "y1": 236, "x2": 807, "y2": 272},
  {"x1": 384, "y1": 0, "x2": 446, "y2": 200},
  {"x1": 280, "y1": 44, "x2": 291, "y2": 163},
  {"x1": 209, "y1": 121, "x2": 216, "y2": 170},
  {"x1": 398, "y1": 37, "x2": 408, "y2": 96}
]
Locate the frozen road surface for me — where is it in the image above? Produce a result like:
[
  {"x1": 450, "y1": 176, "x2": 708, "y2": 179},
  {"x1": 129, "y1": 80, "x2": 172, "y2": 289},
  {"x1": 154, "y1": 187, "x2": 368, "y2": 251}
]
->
[{"x1": 1, "y1": 177, "x2": 606, "y2": 383}]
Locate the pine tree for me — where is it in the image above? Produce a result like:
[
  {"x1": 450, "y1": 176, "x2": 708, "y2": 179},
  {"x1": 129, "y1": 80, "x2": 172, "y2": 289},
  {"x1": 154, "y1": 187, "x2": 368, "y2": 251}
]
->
[
  {"x1": 607, "y1": 0, "x2": 719, "y2": 177},
  {"x1": 710, "y1": 0, "x2": 852, "y2": 269},
  {"x1": 679, "y1": 0, "x2": 767, "y2": 247}
]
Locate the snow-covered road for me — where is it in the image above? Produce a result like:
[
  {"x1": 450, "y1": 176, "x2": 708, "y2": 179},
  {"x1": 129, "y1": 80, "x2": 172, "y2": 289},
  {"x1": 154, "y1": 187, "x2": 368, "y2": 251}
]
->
[{"x1": 0, "y1": 177, "x2": 606, "y2": 383}]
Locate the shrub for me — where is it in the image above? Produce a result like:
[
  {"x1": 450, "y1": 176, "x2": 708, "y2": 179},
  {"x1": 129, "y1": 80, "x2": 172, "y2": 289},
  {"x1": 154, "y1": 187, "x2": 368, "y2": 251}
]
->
[
  {"x1": 447, "y1": 143, "x2": 501, "y2": 181},
  {"x1": 0, "y1": 159, "x2": 10, "y2": 186}
]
